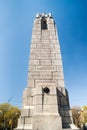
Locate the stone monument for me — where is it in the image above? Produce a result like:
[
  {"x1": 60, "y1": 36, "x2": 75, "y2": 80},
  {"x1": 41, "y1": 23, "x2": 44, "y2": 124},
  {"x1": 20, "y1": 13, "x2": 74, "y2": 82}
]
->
[{"x1": 16, "y1": 13, "x2": 74, "y2": 130}]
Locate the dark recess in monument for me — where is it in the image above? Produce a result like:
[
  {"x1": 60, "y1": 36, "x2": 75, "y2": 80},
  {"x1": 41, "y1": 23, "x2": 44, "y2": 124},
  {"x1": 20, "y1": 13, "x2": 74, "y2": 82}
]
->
[
  {"x1": 41, "y1": 17, "x2": 47, "y2": 30},
  {"x1": 43, "y1": 87, "x2": 50, "y2": 94}
]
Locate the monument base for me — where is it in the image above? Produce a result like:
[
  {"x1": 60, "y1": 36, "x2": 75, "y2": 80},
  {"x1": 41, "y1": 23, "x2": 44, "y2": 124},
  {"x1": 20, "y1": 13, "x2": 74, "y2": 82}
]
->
[
  {"x1": 15, "y1": 113, "x2": 62, "y2": 130},
  {"x1": 33, "y1": 113, "x2": 62, "y2": 130},
  {"x1": 14, "y1": 114, "x2": 79, "y2": 130}
]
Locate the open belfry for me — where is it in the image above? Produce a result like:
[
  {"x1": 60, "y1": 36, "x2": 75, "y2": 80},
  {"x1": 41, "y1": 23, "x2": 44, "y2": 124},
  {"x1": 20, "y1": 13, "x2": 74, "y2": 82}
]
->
[{"x1": 16, "y1": 13, "x2": 74, "y2": 130}]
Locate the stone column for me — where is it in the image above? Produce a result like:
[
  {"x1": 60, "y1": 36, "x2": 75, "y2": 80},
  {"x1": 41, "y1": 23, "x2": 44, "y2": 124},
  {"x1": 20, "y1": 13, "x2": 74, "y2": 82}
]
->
[{"x1": 15, "y1": 13, "x2": 73, "y2": 130}]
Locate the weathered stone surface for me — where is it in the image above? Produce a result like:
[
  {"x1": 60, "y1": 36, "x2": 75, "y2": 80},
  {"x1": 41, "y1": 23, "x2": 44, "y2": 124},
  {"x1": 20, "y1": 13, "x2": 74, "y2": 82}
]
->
[
  {"x1": 28, "y1": 72, "x2": 40, "y2": 79},
  {"x1": 34, "y1": 105, "x2": 58, "y2": 113},
  {"x1": 25, "y1": 117, "x2": 33, "y2": 124},
  {"x1": 22, "y1": 98, "x2": 28, "y2": 107},
  {"x1": 40, "y1": 60, "x2": 52, "y2": 65},
  {"x1": 23, "y1": 88, "x2": 28, "y2": 98},
  {"x1": 31, "y1": 88, "x2": 36, "y2": 96},
  {"x1": 27, "y1": 96, "x2": 33, "y2": 106},
  {"x1": 55, "y1": 54, "x2": 61, "y2": 59},
  {"x1": 36, "y1": 66, "x2": 57, "y2": 71},
  {"x1": 29, "y1": 59, "x2": 39, "y2": 65},
  {"x1": 29, "y1": 66, "x2": 36, "y2": 71},
  {"x1": 29, "y1": 107, "x2": 34, "y2": 117},
  {"x1": 30, "y1": 84, "x2": 58, "y2": 96},
  {"x1": 37, "y1": 43, "x2": 50, "y2": 48},
  {"x1": 33, "y1": 95, "x2": 58, "y2": 105},
  {"x1": 44, "y1": 95, "x2": 58, "y2": 105},
  {"x1": 16, "y1": 13, "x2": 73, "y2": 130},
  {"x1": 21, "y1": 109, "x2": 29, "y2": 117},
  {"x1": 53, "y1": 72, "x2": 64, "y2": 79},
  {"x1": 56, "y1": 65, "x2": 63, "y2": 71},
  {"x1": 35, "y1": 80, "x2": 56, "y2": 87},
  {"x1": 33, "y1": 115, "x2": 62, "y2": 130},
  {"x1": 18, "y1": 117, "x2": 25, "y2": 124},
  {"x1": 27, "y1": 79, "x2": 35, "y2": 87},
  {"x1": 58, "y1": 80, "x2": 65, "y2": 87},
  {"x1": 39, "y1": 72, "x2": 52, "y2": 79},
  {"x1": 52, "y1": 59, "x2": 62, "y2": 65},
  {"x1": 33, "y1": 95, "x2": 42, "y2": 105},
  {"x1": 24, "y1": 124, "x2": 33, "y2": 129},
  {"x1": 30, "y1": 44, "x2": 37, "y2": 49}
]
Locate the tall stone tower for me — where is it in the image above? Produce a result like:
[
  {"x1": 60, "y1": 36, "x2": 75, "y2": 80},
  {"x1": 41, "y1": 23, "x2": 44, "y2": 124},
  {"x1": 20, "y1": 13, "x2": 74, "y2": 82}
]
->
[{"x1": 16, "y1": 13, "x2": 73, "y2": 130}]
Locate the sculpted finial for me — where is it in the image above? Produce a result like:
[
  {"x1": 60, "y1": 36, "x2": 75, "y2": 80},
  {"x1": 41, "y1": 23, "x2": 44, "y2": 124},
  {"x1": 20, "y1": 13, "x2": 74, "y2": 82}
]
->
[
  {"x1": 49, "y1": 13, "x2": 52, "y2": 18},
  {"x1": 36, "y1": 13, "x2": 40, "y2": 18}
]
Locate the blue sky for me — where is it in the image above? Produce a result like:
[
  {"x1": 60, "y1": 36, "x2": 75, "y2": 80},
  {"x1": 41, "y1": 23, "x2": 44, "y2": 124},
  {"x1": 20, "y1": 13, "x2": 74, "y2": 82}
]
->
[{"x1": 0, "y1": 0, "x2": 87, "y2": 108}]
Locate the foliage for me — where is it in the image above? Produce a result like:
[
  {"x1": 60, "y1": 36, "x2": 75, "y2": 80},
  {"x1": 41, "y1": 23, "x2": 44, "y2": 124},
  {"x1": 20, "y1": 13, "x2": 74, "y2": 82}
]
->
[
  {"x1": 71, "y1": 106, "x2": 87, "y2": 128},
  {"x1": 0, "y1": 103, "x2": 21, "y2": 130},
  {"x1": 80, "y1": 106, "x2": 87, "y2": 124},
  {"x1": 71, "y1": 106, "x2": 81, "y2": 128}
]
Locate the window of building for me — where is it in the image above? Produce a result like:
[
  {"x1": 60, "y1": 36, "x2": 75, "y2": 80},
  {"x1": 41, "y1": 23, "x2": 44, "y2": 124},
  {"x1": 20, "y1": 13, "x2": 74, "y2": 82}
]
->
[{"x1": 41, "y1": 18, "x2": 47, "y2": 30}]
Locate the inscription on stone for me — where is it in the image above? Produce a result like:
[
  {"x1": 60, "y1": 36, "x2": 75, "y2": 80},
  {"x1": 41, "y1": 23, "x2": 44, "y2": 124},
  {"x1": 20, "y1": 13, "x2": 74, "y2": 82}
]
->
[
  {"x1": 36, "y1": 66, "x2": 56, "y2": 71},
  {"x1": 35, "y1": 80, "x2": 57, "y2": 88}
]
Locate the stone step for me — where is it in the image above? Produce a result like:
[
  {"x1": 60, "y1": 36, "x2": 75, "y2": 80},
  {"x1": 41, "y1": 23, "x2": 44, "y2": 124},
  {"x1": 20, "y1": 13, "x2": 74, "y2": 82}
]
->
[{"x1": 15, "y1": 124, "x2": 33, "y2": 130}]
